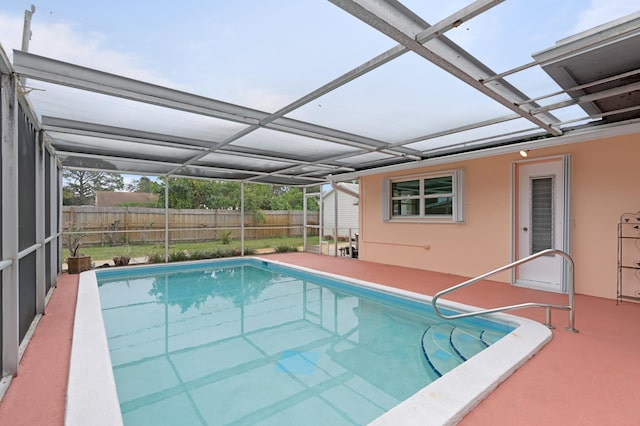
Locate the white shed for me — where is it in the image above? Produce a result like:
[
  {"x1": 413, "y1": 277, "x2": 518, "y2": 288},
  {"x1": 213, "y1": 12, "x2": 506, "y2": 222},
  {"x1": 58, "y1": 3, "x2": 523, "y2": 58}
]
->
[{"x1": 322, "y1": 183, "x2": 359, "y2": 239}]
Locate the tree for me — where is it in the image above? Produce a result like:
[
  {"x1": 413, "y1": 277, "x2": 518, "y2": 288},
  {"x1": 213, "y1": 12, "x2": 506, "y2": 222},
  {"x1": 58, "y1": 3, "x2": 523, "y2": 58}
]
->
[
  {"x1": 271, "y1": 187, "x2": 318, "y2": 210},
  {"x1": 127, "y1": 176, "x2": 162, "y2": 194},
  {"x1": 63, "y1": 170, "x2": 124, "y2": 205},
  {"x1": 159, "y1": 178, "x2": 196, "y2": 209},
  {"x1": 156, "y1": 179, "x2": 242, "y2": 210},
  {"x1": 154, "y1": 178, "x2": 318, "y2": 211}
]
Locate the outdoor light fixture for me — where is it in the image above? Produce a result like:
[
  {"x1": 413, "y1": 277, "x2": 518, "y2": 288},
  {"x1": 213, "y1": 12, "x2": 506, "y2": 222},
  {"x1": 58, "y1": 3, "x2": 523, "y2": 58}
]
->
[{"x1": 519, "y1": 150, "x2": 529, "y2": 157}]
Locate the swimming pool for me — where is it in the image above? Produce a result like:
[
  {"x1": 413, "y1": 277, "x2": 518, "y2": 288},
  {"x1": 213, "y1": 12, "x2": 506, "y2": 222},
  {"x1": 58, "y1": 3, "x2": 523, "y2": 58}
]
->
[{"x1": 66, "y1": 258, "x2": 552, "y2": 426}]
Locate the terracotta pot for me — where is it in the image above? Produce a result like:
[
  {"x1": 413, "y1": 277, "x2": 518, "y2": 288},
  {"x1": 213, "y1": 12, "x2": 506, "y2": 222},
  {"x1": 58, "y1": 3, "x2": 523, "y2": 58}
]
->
[{"x1": 67, "y1": 255, "x2": 92, "y2": 274}]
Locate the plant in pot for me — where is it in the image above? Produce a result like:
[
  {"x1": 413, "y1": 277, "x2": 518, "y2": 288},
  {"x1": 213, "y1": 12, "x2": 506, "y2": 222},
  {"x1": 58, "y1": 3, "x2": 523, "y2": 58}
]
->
[
  {"x1": 64, "y1": 222, "x2": 92, "y2": 274},
  {"x1": 113, "y1": 246, "x2": 132, "y2": 267}
]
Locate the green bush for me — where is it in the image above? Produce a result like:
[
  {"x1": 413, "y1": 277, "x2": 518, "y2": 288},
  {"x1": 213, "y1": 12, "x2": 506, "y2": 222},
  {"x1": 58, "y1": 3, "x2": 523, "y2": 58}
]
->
[
  {"x1": 211, "y1": 248, "x2": 228, "y2": 258},
  {"x1": 145, "y1": 245, "x2": 259, "y2": 264},
  {"x1": 275, "y1": 245, "x2": 298, "y2": 253},
  {"x1": 188, "y1": 250, "x2": 210, "y2": 260},
  {"x1": 147, "y1": 251, "x2": 164, "y2": 264},
  {"x1": 169, "y1": 250, "x2": 190, "y2": 262},
  {"x1": 218, "y1": 230, "x2": 233, "y2": 245}
]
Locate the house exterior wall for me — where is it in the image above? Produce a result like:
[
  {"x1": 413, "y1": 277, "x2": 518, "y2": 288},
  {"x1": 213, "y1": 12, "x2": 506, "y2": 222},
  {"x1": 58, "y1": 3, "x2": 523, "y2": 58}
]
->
[
  {"x1": 359, "y1": 132, "x2": 640, "y2": 299},
  {"x1": 95, "y1": 191, "x2": 158, "y2": 207},
  {"x1": 323, "y1": 189, "x2": 359, "y2": 238}
]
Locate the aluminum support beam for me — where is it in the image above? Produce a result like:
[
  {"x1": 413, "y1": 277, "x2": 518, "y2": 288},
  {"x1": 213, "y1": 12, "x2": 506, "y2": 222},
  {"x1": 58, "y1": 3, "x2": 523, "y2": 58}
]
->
[
  {"x1": 9, "y1": 0, "x2": 514, "y2": 188},
  {"x1": 395, "y1": 113, "x2": 523, "y2": 149},
  {"x1": 164, "y1": 179, "x2": 169, "y2": 263},
  {"x1": 319, "y1": 190, "x2": 324, "y2": 254},
  {"x1": 240, "y1": 183, "x2": 245, "y2": 256},
  {"x1": 13, "y1": 51, "x2": 266, "y2": 125},
  {"x1": 57, "y1": 150, "x2": 328, "y2": 184},
  {"x1": 531, "y1": 12, "x2": 640, "y2": 66},
  {"x1": 0, "y1": 45, "x2": 11, "y2": 74},
  {"x1": 149, "y1": 2, "x2": 495, "y2": 164},
  {"x1": 303, "y1": 187, "x2": 308, "y2": 250},
  {"x1": 529, "y1": 81, "x2": 640, "y2": 115},
  {"x1": 50, "y1": 152, "x2": 59, "y2": 286},
  {"x1": 278, "y1": 0, "x2": 504, "y2": 122},
  {"x1": 1, "y1": 72, "x2": 20, "y2": 376},
  {"x1": 518, "y1": 68, "x2": 640, "y2": 106},
  {"x1": 13, "y1": 51, "x2": 421, "y2": 161},
  {"x1": 560, "y1": 105, "x2": 640, "y2": 126},
  {"x1": 164, "y1": 118, "x2": 421, "y2": 177},
  {"x1": 42, "y1": 116, "x2": 355, "y2": 174},
  {"x1": 330, "y1": 120, "x2": 640, "y2": 182},
  {"x1": 21, "y1": 6, "x2": 36, "y2": 52},
  {"x1": 57, "y1": 164, "x2": 63, "y2": 275},
  {"x1": 57, "y1": 151, "x2": 270, "y2": 178},
  {"x1": 35, "y1": 131, "x2": 46, "y2": 314},
  {"x1": 334, "y1": 189, "x2": 339, "y2": 257},
  {"x1": 330, "y1": 0, "x2": 562, "y2": 136},
  {"x1": 42, "y1": 116, "x2": 221, "y2": 150}
]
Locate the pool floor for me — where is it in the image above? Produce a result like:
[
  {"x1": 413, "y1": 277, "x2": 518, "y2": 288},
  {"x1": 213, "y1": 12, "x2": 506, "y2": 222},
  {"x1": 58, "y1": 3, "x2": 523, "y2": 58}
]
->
[{"x1": 96, "y1": 260, "x2": 511, "y2": 425}]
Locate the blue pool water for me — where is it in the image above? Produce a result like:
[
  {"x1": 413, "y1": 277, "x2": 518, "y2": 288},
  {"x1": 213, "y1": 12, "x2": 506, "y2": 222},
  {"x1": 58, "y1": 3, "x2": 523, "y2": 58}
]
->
[{"x1": 96, "y1": 258, "x2": 513, "y2": 425}]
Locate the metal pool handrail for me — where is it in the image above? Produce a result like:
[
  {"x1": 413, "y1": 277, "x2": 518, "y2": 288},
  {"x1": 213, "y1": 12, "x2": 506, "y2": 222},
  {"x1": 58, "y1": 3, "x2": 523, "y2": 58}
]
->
[{"x1": 432, "y1": 249, "x2": 578, "y2": 333}]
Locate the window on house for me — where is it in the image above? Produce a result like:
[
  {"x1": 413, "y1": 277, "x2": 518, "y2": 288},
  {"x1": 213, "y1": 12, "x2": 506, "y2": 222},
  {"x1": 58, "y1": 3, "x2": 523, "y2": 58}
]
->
[{"x1": 384, "y1": 170, "x2": 464, "y2": 222}]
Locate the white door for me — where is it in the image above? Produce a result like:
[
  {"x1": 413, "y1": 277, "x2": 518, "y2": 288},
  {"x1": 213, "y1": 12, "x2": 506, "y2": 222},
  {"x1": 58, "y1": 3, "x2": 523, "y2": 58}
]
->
[{"x1": 515, "y1": 159, "x2": 567, "y2": 292}]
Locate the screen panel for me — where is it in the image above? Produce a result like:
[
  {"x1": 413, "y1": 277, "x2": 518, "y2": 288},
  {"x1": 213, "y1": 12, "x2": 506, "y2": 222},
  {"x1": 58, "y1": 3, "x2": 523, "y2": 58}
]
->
[
  {"x1": 19, "y1": 252, "x2": 37, "y2": 343},
  {"x1": 18, "y1": 108, "x2": 37, "y2": 251}
]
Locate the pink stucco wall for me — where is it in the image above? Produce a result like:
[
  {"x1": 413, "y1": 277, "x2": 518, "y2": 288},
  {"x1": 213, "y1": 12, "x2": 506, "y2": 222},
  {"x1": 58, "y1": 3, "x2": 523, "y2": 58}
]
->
[{"x1": 359, "y1": 132, "x2": 640, "y2": 299}]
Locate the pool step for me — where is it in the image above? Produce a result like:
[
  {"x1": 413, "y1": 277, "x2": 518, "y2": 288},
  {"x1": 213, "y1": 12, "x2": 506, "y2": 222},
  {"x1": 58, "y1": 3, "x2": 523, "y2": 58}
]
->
[
  {"x1": 450, "y1": 327, "x2": 488, "y2": 361},
  {"x1": 421, "y1": 324, "x2": 492, "y2": 377},
  {"x1": 480, "y1": 329, "x2": 504, "y2": 346},
  {"x1": 421, "y1": 324, "x2": 462, "y2": 377}
]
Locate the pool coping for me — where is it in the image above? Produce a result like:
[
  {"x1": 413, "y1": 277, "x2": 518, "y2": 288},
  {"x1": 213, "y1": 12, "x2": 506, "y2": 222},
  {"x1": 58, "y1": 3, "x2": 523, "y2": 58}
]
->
[{"x1": 66, "y1": 257, "x2": 552, "y2": 426}]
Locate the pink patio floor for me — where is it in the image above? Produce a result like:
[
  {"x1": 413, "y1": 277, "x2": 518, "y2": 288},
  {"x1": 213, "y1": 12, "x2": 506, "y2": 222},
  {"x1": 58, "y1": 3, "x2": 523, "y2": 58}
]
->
[{"x1": 1, "y1": 252, "x2": 638, "y2": 425}]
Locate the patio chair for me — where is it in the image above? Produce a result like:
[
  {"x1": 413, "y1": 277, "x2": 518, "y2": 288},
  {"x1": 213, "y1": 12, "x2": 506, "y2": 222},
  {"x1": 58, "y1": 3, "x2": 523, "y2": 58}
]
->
[{"x1": 351, "y1": 234, "x2": 359, "y2": 258}]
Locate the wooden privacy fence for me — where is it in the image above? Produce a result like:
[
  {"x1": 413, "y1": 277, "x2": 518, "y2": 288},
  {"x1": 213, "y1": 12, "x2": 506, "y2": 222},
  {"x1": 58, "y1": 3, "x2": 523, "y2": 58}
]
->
[{"x1": 62, "y1": 206, "x2": 319, "y2": 246}]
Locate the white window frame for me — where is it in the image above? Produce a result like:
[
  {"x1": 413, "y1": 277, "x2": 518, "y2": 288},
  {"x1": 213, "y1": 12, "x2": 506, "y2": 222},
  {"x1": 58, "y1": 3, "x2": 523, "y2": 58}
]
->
[{"x1": 383, "y1": 169, "x2": 465, "y2": 223}]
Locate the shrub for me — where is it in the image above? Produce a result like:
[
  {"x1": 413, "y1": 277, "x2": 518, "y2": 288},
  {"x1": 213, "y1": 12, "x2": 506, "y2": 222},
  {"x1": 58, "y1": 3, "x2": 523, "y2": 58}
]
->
[
  {"x1": 147, "y1": 252, "x2": 164, "y2": 264},
  {"x1": 147, "y1": 247, "x2": 255, "y2": 264},
  {"x1": 254, "y1": 210, "x2": 266, "y2": 224},
  {"x1": 209, "y1": 248, "x2": 226, "y2": 258},
  {"x1": 189, "y1": 250, "x2": 209, "y2": 260},
  {"x1": 218, "y1": 230, "x2": 233, "y2": 245},
  {"x1": 275, "y1": 245, "x2": 298, "y2": 253},
  {"x1": 169, "y1": 250, "x2": 190, "y2": 262}
]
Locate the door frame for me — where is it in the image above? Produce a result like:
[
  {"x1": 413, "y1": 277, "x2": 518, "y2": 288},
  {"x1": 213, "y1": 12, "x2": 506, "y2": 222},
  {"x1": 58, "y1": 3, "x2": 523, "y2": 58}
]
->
[{"x1": 511, "y1": 154, "x2": 572, "y2": 293}]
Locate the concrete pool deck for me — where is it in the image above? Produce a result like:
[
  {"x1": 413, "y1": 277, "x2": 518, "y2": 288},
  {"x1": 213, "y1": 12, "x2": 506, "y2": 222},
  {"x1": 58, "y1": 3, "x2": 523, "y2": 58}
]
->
[{"x1": 1, "y1": 252, "x2": 639, "y2": 425}]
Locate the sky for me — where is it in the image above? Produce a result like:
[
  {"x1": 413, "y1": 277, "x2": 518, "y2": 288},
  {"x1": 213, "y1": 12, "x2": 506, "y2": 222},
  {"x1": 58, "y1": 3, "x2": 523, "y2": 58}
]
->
[
  {"x1": 1, "y1": 1, "x2": 638, "y2": 187},
  {"x1": 2, "y1": 1, "x2": 637, "y2": 106}
]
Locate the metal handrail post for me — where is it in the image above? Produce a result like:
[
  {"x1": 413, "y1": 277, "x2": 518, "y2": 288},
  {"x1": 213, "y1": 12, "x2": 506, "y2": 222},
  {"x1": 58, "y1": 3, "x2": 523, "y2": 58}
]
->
[
  {"x1": 432, "y1": 249, "x2": 578, "y2": 333},
  {"x1": 545, "y1": 307, "x2": 554, "y2": 329},
  {"x1": 566, "y1": 254, "x2": 577, "y2": 332}
]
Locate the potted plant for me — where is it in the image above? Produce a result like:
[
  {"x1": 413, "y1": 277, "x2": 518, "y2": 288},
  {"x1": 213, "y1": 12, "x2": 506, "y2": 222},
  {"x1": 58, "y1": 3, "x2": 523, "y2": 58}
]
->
[
  {"x1": 113, "y1": 255, "x2": 131, "y2": 266},
  {"x1": 64, "y1": 222, "x2": 92, "y2": 274}
]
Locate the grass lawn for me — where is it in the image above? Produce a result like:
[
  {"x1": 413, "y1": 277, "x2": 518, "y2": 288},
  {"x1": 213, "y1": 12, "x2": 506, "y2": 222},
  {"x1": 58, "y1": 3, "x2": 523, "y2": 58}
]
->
[{"x1": 72, "y1": 236, "x2": 320, "y2": 261}]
